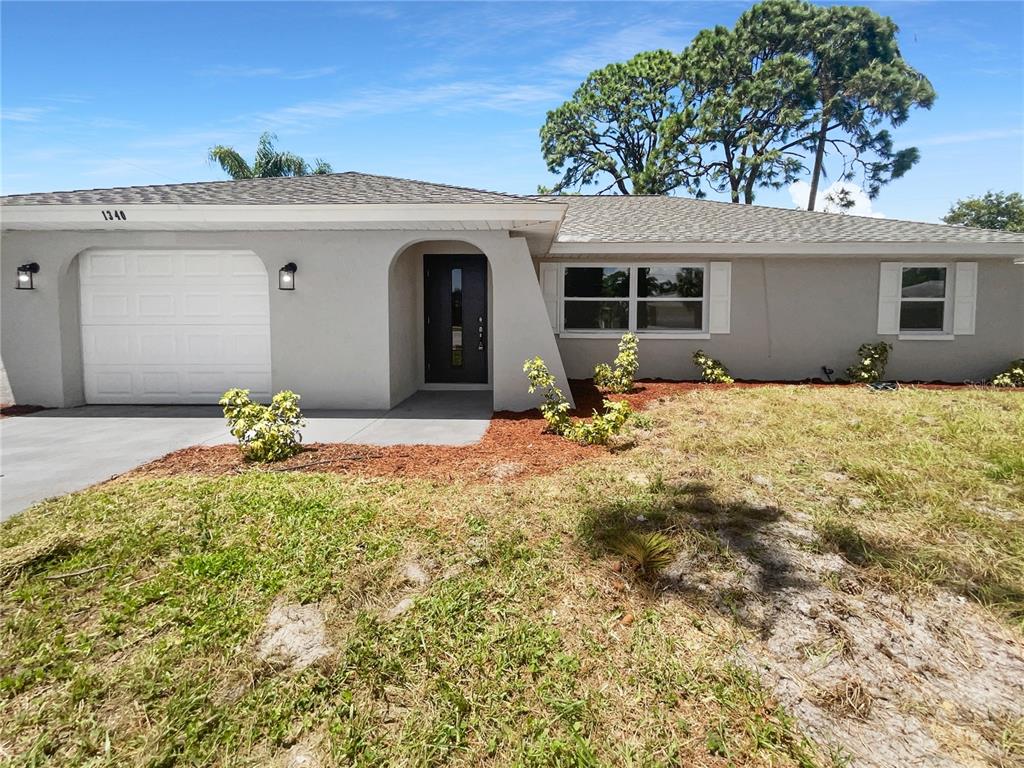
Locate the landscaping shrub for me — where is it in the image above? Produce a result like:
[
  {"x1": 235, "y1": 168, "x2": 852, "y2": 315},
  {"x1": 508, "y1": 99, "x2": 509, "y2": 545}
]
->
[
  {"x1": 594, "y1": 332, "x2": 639, "y2": 393},
  {"x1": 845, "y1": 341, "x2": 892, "y2": 384},
  {"x1": 992, "y1": 359, "x2": 1024, "y2": 388},
  {"x1": 220, "y1": 388, "x2": 306, "y2": 462},
  {"x1": 692, "y1": 349, "x2": 734, "y2": 384},
  {"x1": 523, "y1": 357, "x2": 632, "y2": 445}
]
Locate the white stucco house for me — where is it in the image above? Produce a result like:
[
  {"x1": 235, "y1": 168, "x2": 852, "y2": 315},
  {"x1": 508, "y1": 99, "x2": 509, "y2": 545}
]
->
[{"x1": 1, "y1": 172, "x2": 1022, "y2": 411}]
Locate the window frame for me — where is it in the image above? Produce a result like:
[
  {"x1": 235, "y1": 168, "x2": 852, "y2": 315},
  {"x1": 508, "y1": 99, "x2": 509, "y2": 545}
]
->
[
  {"x1": 557, "y1": 263, "x2": 711, "y2": 339},
  {"x1": 897, "y1": 262, "x2": 954, "y2": 339}
]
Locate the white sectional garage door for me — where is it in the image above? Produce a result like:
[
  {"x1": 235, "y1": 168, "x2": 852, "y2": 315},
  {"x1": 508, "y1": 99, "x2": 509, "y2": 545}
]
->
[{"x1": 80, "y1": 250, "x2": 272, "y2": 404}]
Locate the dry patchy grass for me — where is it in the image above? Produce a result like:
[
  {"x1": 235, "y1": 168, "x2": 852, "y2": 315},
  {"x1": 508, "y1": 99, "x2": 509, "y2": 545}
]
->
[{"x1": 1, "y1": 385, "x2": 1021, "y2": 767}]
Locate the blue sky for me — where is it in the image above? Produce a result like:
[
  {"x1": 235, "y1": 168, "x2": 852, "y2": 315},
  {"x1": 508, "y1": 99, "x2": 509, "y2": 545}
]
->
[{"x1": 2, "y1": 1, "x2": 1021, "y2": 222}]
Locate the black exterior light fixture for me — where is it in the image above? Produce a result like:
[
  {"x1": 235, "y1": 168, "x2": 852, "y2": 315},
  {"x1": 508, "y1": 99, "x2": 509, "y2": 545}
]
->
[
  {"x1": 278, "y1": 262, "x2": 297, "y2": 290},
  {"x1": 16, "y1": 263, "x2": 39, "y2": 290}
]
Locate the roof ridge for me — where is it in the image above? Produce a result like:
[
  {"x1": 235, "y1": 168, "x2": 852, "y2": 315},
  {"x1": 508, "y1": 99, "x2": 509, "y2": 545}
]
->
[
  {"x1": 347, "y1": 171, "x2": 538, "y2": 203},
  {"x1": 1, "y1": 170, "x2": 537, "y2": 204}
]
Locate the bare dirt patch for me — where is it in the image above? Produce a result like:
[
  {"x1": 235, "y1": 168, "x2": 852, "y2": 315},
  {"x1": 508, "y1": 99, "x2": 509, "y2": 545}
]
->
[
  {"x1": 255, "y1": 599, "x2": 333, "y2": 673},
  {"x1": 665, "y1": 506, "x2": 1024, "y2": 767}
]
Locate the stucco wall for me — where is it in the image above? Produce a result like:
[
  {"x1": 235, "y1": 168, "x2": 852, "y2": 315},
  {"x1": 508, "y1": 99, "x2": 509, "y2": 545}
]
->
[
  {"x1": 1, "y1": 228, "x2": 570, "y2": 411},
  {"x1": 550, "y1": 256, "x2": 1024, "y2": 382}
]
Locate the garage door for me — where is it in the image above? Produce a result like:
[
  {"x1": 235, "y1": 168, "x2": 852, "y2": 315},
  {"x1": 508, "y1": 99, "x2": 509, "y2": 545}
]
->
[{"x1": 80, "y1": 250, "x2": 272, "y2": 404}]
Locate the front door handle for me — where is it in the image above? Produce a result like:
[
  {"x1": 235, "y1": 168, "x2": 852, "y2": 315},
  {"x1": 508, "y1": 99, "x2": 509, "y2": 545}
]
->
[{"x1": 478, "y1": 316, "x2": 485, "y2": 351}]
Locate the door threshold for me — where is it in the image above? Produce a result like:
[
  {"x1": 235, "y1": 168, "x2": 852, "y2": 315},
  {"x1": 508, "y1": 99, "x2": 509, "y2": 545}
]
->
[{"x1": 420, "y1": 383, "x2": 492, "y2": 391}]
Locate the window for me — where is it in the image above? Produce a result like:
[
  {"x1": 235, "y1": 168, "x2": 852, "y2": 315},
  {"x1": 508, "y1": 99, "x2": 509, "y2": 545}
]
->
[
  {"x1": 899, "y1": 265, "x2": 949, "y2": 333},
  {"x1": 561, "y1": 265, "x2": 706, "y2": 334},
  {"x1": 563, "y1": 266, "x2": 630, "y2": 331}
]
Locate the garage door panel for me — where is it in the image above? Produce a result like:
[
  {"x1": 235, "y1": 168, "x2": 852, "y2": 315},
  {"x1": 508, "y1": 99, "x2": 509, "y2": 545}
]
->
[
  {"x1": 83, "y1": 326, "x2": 137, "y2": 364},
  {"x1": 230, "y1": 253, "x2": 267, "y2": 276},
  {"x1": 83, "y1": 253, "x2": 128, "y2": 279},
  {"x1": 136, "y1": 253, "x2": 175, "y2": 277},
  {"x1": 84, "y1": 293, "x2": 131, "y2": 322},
  {"x1": 137, "y1": 294, "x2": 176, "y2": 318},
  {"x1": 139, "y1": 371, "x2": 181, "y2": 397},
  {"x1": 81, "y1": 250, "x2": 271, "y2": 404},
  {"x1": 183, "y1": 254, "x2": 224, "y2": 277},
  {"x1": 137, "y1": 331, "x2": 178, "y2": 363}
]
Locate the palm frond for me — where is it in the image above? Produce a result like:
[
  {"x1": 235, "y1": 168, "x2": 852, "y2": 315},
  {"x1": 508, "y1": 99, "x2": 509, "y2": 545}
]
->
[
  {"x1": 310, "y1": 158, "x2": 333, "y2": 175},
  {"x1": 208, "y1": 146, "x2": 253, "y2": 180}
]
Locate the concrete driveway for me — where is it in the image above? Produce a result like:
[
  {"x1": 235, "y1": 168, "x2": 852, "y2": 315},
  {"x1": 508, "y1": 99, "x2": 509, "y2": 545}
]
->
[{"x1": 0, "y1": 391, "x2": 491, "y2": 520}]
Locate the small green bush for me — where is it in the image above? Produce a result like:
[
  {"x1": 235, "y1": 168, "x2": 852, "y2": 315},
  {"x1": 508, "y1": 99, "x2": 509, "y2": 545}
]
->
[
  {"x1": 220, "y1": 388, "x2": 306, "y2": 462},
  {"x1": 845, "y1": 341, "x2": 892, "y2": 384},
  {"x1": 523, "y1": 357, "x2": 632, "y2": 445},
  {"x1": 594, "y1": 332, "x2": 639, "y2": 393},
  {"x1": 992, "y1": 359, "x2": 1024, "y2": 388},
  {"x1": 692, "y1": 349, "x2": 734, "y2": 384}
]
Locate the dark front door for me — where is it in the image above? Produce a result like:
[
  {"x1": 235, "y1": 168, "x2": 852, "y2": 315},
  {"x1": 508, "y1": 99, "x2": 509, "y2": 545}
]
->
[{"x1": 424, "y1": 255, "x2": 487, "y2": 383}]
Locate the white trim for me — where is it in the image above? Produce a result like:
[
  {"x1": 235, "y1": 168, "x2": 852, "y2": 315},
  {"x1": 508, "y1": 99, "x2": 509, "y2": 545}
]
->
[
  {"x1": 708, "y1": 262, "x2": 731, "y2": 333},
  {"x1": 548, "y1": 241, "x2": 1024, "y2": 257},
  {"x1": 897, "y1": 334, "x2": 955, "y2": 341},
  {"x1": 0, "y1": 202, "x2": 567, "y2": 231},
  {"x1": 952, "y1": 262, "x2": 978, "y2": 335}
]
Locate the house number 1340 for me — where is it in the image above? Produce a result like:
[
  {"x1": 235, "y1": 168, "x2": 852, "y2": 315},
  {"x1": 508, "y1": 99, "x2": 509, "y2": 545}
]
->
[{"x1": 101, "y1": 210, "x2": 127, "y2": 221}]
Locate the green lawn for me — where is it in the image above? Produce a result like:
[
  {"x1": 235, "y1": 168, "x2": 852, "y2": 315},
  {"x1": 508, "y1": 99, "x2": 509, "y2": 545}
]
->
[{"x1": 1, "y1": 386, "x2": 1021, "y2": 767}]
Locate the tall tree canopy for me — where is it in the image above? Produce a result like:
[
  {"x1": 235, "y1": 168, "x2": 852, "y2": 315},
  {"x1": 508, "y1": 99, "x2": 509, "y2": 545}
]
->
[
  {"x1": 208, "y1": 132, "x2": 333, "y2": 179},
  {"x1": 942, "y1": 192, "x2": 1024, "y2": 232},
  {"x1": 539, "y1": 0, "x2": 935, "y2": 208},
  {"x1": 681, "y1": 0, "x2": 816, "y2": 203},
  {"x1": 798, "y1": 2, "x2": 935, "y2": 209},
  {"x1": 539, "y1": 50, "x2": 701, "y2": 195}
]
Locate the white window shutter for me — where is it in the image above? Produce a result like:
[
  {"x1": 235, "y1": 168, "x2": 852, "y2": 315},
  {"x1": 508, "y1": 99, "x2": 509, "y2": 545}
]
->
[
  {"x1": 953, "y1": 262, "x2": 978, "y2": 335},
  {"x1": 877, "y1": 262, "x2": 901, "y2": 335},
  {"x1": 539, "y1": 263, "x2": 559, "y2": 331},
  {"x1": 708, "y1": 262, "x2": 732, "y2": 334}
]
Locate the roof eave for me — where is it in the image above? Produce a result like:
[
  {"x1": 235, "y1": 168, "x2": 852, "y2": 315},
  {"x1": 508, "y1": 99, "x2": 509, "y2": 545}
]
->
[{"x1": 548, "y1": 240, "x2": 1024, "y2": 257}]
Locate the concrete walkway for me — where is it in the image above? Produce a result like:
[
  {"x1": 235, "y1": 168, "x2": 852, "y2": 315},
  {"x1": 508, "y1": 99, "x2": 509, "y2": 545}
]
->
[{"x1": 0, "y1": 391, "x2": 491, "y2": 520}]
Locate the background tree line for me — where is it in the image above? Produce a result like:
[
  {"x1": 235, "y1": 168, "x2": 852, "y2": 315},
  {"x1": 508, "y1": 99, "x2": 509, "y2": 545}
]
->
[{"x1": 539, "y1": 0, "x2": 936, "y2": 209}]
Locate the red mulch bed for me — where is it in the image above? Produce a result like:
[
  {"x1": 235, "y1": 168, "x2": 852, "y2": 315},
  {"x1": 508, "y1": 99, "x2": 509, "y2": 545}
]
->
[
  {"x1": 0, "y1": 403, "x2": 46, "y2": 419},
  {"x1": 120, "y1": 378, "x2": 1016, "y2": 485}
]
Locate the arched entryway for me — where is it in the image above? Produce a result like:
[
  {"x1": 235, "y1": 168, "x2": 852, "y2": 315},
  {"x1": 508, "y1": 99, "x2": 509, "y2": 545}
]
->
[{"x1": 387, "y1": 239, "x2": 492, "y2": 407}]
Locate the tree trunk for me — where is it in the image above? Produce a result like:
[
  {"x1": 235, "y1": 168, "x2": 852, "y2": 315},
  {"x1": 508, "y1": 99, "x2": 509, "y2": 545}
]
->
[
  {"x1": 743, "y1": 165, "x2": 759, "y2": 204},
  {"x1": 616, "y1": 177, "x2": 631, "y2": 195},
  {"x1": 807, "y1": 114, "x2": 830, "y2": 211},
  {"x1": 730, "y1": 174, "x2": 741, "y2": 204}
]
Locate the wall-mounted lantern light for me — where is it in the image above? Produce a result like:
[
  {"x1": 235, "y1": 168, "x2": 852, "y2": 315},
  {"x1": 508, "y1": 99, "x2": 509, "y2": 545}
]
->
[
  {"x1": 16, "y1": 263, "x2": 39, "y2": 290},
  {"x1": 278, "y1": 262, "x2": 297, "y2": 291}
]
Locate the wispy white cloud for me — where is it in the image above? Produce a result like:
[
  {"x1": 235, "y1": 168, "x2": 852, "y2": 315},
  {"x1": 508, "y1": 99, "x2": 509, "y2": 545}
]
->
[
  {"x1": 789, "y1": 181, "x2": 886, "y2": 218},
  {"x1": 911, "y1": 127, "x2": 1024, "y2": 147},
  {"x1": 549, "y1": 20, "x2": 700, "y2": 76},
  {"x1": 196, "y1": 64, "x2": 339, "y2": 80},
  {"x1": 0, "y1": 106, "x2": 54, "y2": 122},
  {"x1": 251, "y1": 79, "x2": 570, "y2": 129}
]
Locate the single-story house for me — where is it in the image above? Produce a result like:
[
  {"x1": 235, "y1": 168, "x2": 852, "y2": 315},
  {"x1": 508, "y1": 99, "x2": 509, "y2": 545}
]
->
[{"x1": 2, "y1": 172, "x2": 1022, "y2": 411}]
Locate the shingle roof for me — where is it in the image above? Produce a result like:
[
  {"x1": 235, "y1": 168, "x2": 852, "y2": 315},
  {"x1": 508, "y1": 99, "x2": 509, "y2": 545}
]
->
[
  {"x1": 0, "y1": 171, "x2": 540, "y2": 206},
  {"x1": 535, "y1": 195, "x2": 1024, "y2": 245}
]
